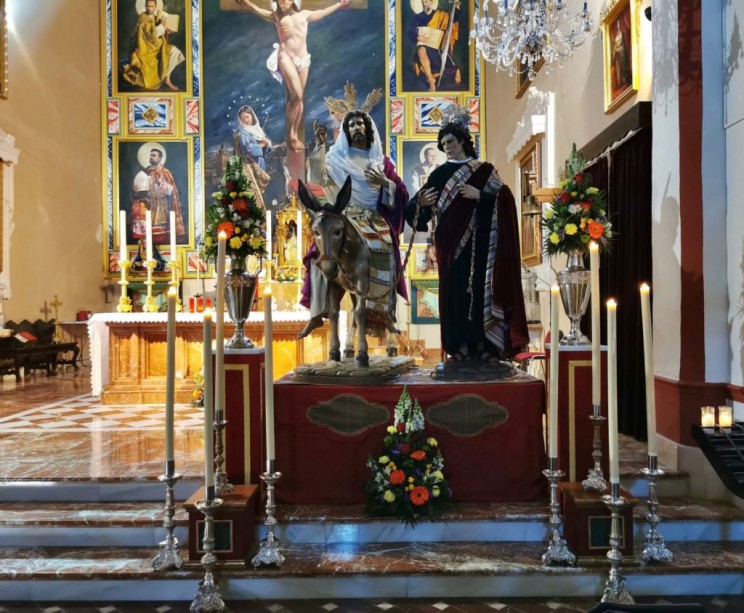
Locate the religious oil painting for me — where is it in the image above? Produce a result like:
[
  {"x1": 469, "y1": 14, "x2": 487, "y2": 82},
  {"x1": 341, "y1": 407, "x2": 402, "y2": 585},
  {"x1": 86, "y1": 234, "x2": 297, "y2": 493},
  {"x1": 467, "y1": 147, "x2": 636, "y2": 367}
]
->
[
  {"x1": 203, "y1": 0, "x2": 381, "y2": 211},
  {"x1": 515, "y1": 57, "x2": 544, "y2": 100},
  {"x1": 115, "y1": 0, "x2": 189, "y2": 95},
  {"x1": 398, "y1": 0, "x2": 473, "y2": 94},
  {"x1": 409, "y1": 243, "x2": 439, "y2": 280},
  {"x1": 185, "y1": 250, "x2": 209, "y2": 276},
  {"x1": 601, "y1": 0, "x2": 638, "y2": 114},
  {"x1": 0, "y1": 0, "x2": 8, "y2": 100},
  {"x1": 400, "y1": 139, "x2": 447, "y2": 200},
  {"x1": 115, "y1": 140, "x2": 192, "y2": 254},
  {"x1": 128, "y1": 97, "x2": 175, "y2": 134},
  {"x1": 410, "y1": 279, "x2": 440, "y2": 324},
  {"x1": 413, "y1": 96, "x2": 459, "y2": 134}
]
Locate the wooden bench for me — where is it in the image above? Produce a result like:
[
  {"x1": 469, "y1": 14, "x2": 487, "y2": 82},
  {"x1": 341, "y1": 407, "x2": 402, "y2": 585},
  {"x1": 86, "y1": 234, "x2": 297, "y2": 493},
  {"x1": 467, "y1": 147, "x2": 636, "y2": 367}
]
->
[{"x1": 0, "y1": 319, "x2": 80, "y2": 382}]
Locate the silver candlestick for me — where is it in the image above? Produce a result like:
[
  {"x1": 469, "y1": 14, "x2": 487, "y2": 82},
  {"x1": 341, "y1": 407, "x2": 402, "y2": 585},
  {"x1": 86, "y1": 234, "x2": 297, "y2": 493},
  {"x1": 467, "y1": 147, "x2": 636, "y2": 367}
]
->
[
  {"x1": 190, "y1": 494, "x2": 225, "y2": 613},
  {"x1": 250, "y1": 459, "x2": 285, "y2": 567},
  {"x1": 542, "y1": 457, "x2": 577, "y2": 566},
  {"x1": 213, "y1": 411, "x2": 234, "y2": 496},
  {"x1": 640, "y1": 454, "x2": 674, "y2": 565},
  {"x1": 583, "y1": 404, "x2": 608, "y2": 492},
  {"x1": 601, "y1": 482, "x2": 634, "y2": 604},
  {"x1": 151, "y1": 464, "x2": 183, "y2": 570}
]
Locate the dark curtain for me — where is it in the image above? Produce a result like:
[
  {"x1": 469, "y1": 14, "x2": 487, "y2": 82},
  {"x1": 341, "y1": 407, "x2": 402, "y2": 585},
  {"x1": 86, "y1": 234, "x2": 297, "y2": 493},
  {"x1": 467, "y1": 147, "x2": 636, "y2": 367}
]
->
[{"x1": 582, "y1": 129, "x2": 653, "y2": 441}]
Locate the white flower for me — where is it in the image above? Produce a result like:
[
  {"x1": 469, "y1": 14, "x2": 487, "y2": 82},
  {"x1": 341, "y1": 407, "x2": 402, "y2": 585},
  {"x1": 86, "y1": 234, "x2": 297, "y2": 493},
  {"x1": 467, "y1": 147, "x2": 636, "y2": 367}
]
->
[{"x1": 568, "y1": 204, "x2": 581, "y2": 214}]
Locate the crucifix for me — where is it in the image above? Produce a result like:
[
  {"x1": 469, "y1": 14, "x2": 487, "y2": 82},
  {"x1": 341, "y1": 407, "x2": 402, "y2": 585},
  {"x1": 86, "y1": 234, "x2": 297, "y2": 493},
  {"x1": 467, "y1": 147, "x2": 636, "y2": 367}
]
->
[
  {"x1": 50, "y1": 294, "x2": 63, "y2": 342},
  {"x1": 39, "y1": 301, "x2": 52, "y2": 321}
]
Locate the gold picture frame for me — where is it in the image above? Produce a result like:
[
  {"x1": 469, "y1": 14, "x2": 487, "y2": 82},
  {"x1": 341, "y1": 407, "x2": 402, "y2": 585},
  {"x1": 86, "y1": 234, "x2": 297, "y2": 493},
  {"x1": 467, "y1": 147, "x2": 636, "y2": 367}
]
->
[
  {"x1": 408, "y1": 243, "x2": 439, "y2": 280},
  {"x1": 515, "y1": 57, "x2": 544, "y2": 100},
  {"x1": 0, "y1": 0, "x2": 7, "y2": 100},
  {"x1": 602, "y1": 0, "x2": 639, "y2": 114}
]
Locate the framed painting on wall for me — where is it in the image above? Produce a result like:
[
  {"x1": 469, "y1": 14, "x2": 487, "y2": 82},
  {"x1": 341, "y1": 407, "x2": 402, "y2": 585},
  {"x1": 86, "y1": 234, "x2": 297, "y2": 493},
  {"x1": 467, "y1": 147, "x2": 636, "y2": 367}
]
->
[
  {"x1": 0, "y1": 0, "x2": 7, "y2": 99},
  {"x1": 518, "y1": 141, "x2": 543, "y2": 266},
  {"x1": 413, "y1": 96, "x2": 460, "y2": 134},
  {"x1": 128, "y1": 97, "x2": 176, "y2": 135},
  {"x1": 410, "y1": 279, "x2": 440, "y2": 324},
  {"x1": 408, "y1": 243, "x2": 439, "y2": 280},
  {"x1": 602, "y1": 0, "x2": 638, "y2": 114},
  {"x1": 515, "y1": 57, "x2": 544, "y2": 99},
  {"x1": 114, "y1": 0, "x2": 189, "y2": 95}
]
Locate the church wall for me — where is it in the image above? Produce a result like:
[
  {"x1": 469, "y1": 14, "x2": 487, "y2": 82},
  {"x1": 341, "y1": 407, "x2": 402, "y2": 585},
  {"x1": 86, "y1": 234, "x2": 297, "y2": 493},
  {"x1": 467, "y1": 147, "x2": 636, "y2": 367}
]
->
[{"x1": 0, "y1": 0, "x2": 104, "y2": 322}]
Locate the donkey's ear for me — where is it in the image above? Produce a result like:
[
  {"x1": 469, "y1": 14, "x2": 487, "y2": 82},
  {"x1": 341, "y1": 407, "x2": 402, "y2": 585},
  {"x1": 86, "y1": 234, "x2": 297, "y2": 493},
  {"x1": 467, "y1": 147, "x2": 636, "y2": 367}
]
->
[
  {"x1": 297, "y1": 180, "x2": 321, "y2": 220},
  {"x1": 334, "y1": 175, "x2": 353, "y2": 215}
]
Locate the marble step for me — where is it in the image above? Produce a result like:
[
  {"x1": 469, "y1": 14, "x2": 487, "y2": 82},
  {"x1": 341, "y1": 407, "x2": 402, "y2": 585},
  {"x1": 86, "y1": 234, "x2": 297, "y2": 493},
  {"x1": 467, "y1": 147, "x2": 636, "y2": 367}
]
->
[
  {"x1": 0, "y1": 541, "x2": 743, "y2": 600},
  {"x1": 0, "y1": 477, "x2": 203, "y2": 502}
]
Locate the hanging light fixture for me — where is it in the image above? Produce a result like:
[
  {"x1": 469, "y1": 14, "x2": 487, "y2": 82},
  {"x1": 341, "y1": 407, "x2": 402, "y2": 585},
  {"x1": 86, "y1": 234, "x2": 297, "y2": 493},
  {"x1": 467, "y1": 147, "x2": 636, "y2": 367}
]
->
[{"x1": 470, "y1": 0, "x2": 595, "y2": 79}]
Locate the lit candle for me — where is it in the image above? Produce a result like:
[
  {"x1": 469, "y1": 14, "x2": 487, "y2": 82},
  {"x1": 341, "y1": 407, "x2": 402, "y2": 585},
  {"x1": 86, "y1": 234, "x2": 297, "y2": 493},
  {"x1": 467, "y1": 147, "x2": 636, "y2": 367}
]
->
[
  {"x1": 170, "y1": 211, "x2": 177, "y2": 262},
  {"x1": 549, "y1": 285, "x2": 560, "y2": 458},
  {"x1": 589, "y1": 242, "x2": 600, "y2": 406},
  {"x1": 719, "y1": 406, "x2": 733, "y2": 429},
  {"x1": 639, "y1": 283, "x2": 657, "y2": 456},
  {"x1": 119, "y1": 210, "x2": 127, "y2": 263},
  {"x1": 607, "y1": 299, "x2": 619, "y2": 484},
  {"x1": 145, "y1": 209, "x2": 153, "y2": 262},
  {"x1": 165, "y1": 287, "x2": 177, "y2": 466},
  {"x1": 214, "y1": 233, "x2": 227, "y2": 422},
  {"x1": 203, "y1": 310, "x2": 215, "y2": 498},
  {"x1": 701, "y1": 406, "x2": 715, "y2": 428},
  {"x1": 266, "y1": 210, "x2": 272, "y2": 261},
  {"x1": 263, "y1": 286, "x2": 276, "y2": 460},
  {"x1": 296, "y1": 210, "x2": 303, "y2": 263}
]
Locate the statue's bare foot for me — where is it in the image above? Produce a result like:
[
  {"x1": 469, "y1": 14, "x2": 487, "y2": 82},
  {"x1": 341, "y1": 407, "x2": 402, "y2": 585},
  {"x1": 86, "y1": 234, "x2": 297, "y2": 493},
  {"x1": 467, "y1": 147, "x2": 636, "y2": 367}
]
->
[
  {"x1": 455, "y1": 68, "x2": 462, "y2": 85},
  {"x1": 297, "y1": 315, "x2": 324, "y2": 338},
  {"x1": 427, "y1": 76, "x2": 437, "y2": 92},
  {"x1": 288, "y1": 136, "x2": 305, "y2": 152}
]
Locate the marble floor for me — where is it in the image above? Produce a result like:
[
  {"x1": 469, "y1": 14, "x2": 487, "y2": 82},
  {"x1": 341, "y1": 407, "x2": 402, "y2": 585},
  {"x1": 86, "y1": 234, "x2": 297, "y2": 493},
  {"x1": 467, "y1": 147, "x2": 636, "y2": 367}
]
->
[{"x1": 1, "y1": 367, "x2": 744, "y2": 609}]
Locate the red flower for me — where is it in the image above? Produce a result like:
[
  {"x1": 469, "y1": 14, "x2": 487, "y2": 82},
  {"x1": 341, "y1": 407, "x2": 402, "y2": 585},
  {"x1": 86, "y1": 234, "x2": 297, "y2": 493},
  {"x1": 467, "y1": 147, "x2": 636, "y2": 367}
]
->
[
  {"x1": 559, "y1": 192, "x2": 571, "y2": 204},
  {"x1": 410, "y1": 486, "x2": 430, "y2": 506},
  {"x1": 217, "y1": 221, "x2": 235, "y2": 237},
  {"x1": 400, "y1": 443, "x2": 410, "y2": 453},
  {"x1": 389, "y1": 469, "x2": 406, "y2": 485},
  {"x1": 578, "y1": 202, "x2": 592, "y2": 211},
  {"x1": 225, "y1": 180, "x2": 237, "y2": 192},
  {"x1": 232, "y1": 198, "x2": 249, "y2": 218},
  {"x1": 397, "y1": 423, "x2": 406, "y2": 432},
  {"x1": 574, "y1": 173, "x2": 585, "y2": 184},
  {"x1": 410, "y1": 450, "x2": 426, "y2": 461}
]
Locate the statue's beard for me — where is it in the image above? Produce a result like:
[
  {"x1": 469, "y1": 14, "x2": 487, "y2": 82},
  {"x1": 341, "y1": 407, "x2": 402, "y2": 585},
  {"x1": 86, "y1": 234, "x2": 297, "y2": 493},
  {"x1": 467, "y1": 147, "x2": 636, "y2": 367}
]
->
[{"x1": 351, "y1": 132, "x2": 366, "y2": 147}]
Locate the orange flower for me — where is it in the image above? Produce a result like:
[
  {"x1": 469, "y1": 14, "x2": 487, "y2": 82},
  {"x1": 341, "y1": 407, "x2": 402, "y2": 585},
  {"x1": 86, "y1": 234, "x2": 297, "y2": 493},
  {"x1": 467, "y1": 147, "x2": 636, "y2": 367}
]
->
[
  {"x1": 389, "y1": 469, "x2": 406, "y2": 485},
  {"x1": 410, "y1": 486, "x2": 430, "y2": 506},
  {"x1": 410, "y1": 450, "x2": 426, "y2": 461},
  {"x1": 232, "y1": 198, "x2": 250, "y2": 218},
  {"x1": 217, "y1": 221, "x2": 235, "y2": 236},
  {"x1": 588, "y1": 220, "x2": 604, "y2": 239},
  {"x1": 579, "y1": 201, "x2": 592, "y2": 211}
]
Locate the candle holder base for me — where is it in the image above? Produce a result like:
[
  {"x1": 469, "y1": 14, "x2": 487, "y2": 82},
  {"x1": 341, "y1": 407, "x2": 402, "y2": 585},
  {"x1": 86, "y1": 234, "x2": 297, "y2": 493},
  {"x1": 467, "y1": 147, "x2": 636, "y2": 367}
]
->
[
  {"x1": 117, "y1": 261, "x2": 133, "y2": 313},
  {"x1": 601, "y1": 488, "x2": 634, "y2": 605},
  {"x1": 249, "y1": 465, "x2": 285, "y2": 568},
  {"x1": 582, "y1": 410, "x2": 608, "y2": 493},
  {"x1": 151, "y1": 471, "x2": 184, "y2": 571},
  {"x1": 640, "y1": 459, "x2": 674, "y2": 566},
  {"x1": 190, "y1": 498, "x2": 225, "y2": 613},
  {"x1": 541, "y1": 465, "x2": 576, "y2": 567}
]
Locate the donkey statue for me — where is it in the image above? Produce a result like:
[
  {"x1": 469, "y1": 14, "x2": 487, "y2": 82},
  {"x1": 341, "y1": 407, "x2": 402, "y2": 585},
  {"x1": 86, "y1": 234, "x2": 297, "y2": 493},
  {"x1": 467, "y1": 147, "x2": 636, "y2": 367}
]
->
[{"x1": 297, "y1": 177, "x2": 400, "y2": 367}]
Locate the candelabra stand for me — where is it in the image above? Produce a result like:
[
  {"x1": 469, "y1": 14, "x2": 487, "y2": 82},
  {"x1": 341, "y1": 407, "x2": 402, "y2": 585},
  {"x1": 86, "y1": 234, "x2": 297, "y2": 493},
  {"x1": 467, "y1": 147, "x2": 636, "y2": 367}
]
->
[
  {"x1": 151, "y1": 463, "x2": 183, "y2": 570},
  {"x1": 213, "y1": 411, "x2": 233, "y2": 496},
  {"x1": 190, "y1": 494, "x2": 225, "y2": 613},
  {"x1": 601, "y1": 483, "x2": 634, "y2": 604},
  {"x1": 541, "y1": 457, "x2": 576, "y2": 566},
  {"x1": 168, "y1": 261, "x2": 183, "y2": 312},
  {"x1": 640, "y1": 455, "x2": 674, "y2": 565},
  {"x1": 250, "y1": 459, "x2": 285, "y2": 567},
  {"x1": 117, "y1": 260, "x2": 133, "y2": 313},
  {"x1": 582, "y1": 403, "x2": 608, "y2": 492},
  {"x1": 144, "y1": 260, "x2": 159, "y2": 312}
]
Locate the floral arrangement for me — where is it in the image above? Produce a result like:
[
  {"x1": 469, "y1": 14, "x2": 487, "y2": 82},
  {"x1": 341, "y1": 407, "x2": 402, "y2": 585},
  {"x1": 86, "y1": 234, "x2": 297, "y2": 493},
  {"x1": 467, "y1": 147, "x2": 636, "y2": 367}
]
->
[
  {"x1": 191, "y1": 371, "x2": 204, "y2": 408},
  {"x1": 203, "y1": 156, "x2": 267, "y2": 261},
  {"x1": 542, "y1": 144, "x2": 613, "y2": 256},
  {"x1": 365, "y1": 387, "x2": 452, "y2": 526}
]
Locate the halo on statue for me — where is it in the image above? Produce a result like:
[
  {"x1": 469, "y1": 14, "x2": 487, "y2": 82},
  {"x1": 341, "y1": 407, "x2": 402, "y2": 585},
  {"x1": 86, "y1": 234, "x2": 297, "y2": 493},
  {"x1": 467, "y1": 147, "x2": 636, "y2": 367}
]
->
[
  {"x1": 419, "y1": 142, "x2": 446, "y2": 165},
  {"x1": 137, "y1": 142, "x2": 167, "y2": 169},
  {"x1": 410, "y1": 0, "x2": 438, "y2": 14},
  {"x1": 135, "y1": 0, "x2": 163, "y2": 15}
]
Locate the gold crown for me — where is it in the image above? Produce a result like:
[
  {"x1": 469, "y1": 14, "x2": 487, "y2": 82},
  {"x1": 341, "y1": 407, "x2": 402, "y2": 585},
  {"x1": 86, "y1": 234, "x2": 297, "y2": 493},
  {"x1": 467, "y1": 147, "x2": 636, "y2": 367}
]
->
[
  {"x1": 324, "y1": 81, "x2": 383, "y2": 118},
  {"x1": 441, "y1": 104, "x2": 471, "y2": 131}
]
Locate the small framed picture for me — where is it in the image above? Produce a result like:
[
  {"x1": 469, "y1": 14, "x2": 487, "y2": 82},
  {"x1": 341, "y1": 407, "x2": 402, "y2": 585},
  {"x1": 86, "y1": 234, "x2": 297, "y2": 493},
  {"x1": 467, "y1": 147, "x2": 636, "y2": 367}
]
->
[
  {"x1": 413, "y1": 96, "x2": 460, "y2": 134},
  {"x1": 602, "y1": 0, "x2": 638, "y2": 113},
  {"x1": 515, "y1": 58, "x2": 544, "y2": 99},
  {"x1": 128, "y1": 97, "x2": 175, "y2": 135},
  {"x1": 408, "y1": 243, "x2": 439, "y2": 280},
  {"x1": 185, "y1": 250, "x2": 209, "y2": 276},
  {"x1": 410, "y1": 279, "x2": 440, "y2": 324}
]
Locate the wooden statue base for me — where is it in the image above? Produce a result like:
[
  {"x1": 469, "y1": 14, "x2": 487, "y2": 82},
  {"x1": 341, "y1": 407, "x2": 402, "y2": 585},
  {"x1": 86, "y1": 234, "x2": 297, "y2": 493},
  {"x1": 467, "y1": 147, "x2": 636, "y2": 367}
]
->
[
  {"x1": 183, "y1": 484, "x2": 259, "y2": 561},
  {"x1": 293, "y1": 355, "x2": 415, "y2": 385}
]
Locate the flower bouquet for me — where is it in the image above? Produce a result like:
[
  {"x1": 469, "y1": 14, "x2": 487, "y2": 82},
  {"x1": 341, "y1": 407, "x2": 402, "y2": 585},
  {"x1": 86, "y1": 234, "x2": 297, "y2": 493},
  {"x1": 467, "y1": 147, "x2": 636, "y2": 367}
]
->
[
  {"x1": 365, "y1": 387, "x2": 452, "y2": 526},
  {"x1": 191, "y1": 371, "x2": 204, "y2": 408},
  {"x1": 202, "y1": 156, "x2": 267, "y2": 262},
  {"x1": 542, "y1": 145, "x2": 613, "y2": 256}
]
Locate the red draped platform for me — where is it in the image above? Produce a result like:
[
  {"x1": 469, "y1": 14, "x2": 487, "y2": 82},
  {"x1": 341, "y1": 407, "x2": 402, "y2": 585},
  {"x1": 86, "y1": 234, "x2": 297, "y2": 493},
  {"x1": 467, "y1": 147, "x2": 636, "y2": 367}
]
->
[{"x1": 272, "y1": 368, "x2": 547, "y2": 504}]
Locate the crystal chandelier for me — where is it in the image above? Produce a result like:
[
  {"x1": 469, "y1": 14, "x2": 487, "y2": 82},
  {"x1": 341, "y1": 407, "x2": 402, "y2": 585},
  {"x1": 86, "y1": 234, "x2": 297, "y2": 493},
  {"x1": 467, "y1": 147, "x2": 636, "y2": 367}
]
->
[{"x1": 470, "y1": 1, "x2": 595, "y2": 79}]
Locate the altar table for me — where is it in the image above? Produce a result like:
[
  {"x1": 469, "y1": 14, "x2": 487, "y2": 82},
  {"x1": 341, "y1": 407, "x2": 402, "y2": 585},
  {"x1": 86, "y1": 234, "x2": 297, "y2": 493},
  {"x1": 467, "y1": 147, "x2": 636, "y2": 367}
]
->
[
  {"x1": 272, "y1": 369, "x2": 547, "y2": 504},
  {"x1": 88, "y1": 312, "x2": 337, "y2": 403}
]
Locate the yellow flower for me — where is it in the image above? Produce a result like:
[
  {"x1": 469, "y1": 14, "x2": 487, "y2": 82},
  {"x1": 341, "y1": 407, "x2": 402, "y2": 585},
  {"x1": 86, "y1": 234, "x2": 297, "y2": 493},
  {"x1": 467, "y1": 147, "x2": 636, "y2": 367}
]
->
[
  {"x1": 229, "y1": 191, "x2": 238, "y2": 198},
  {"x1": 549, "y1": 232, "x2": 560, "y2": 245},
  {"x1": 432, "y1": 486, "x2": 440, "y2": 497},
  {"x1": 565, "y1": 224, "x2": 578, "y2": 235},
  {"x1": 234, "y1": 226, "x2": 241, "y2": 234},
  {"x1": 239, "y1": 191, "x2": 250, "y2": 197},
  {"x1": 249, "y1": 236, "x2": 262, "y2": 249},
  {"x1": 587, "y1": 187, "x2": 599, "y2": 194},
  {"x1": 544, "y1": 209, "x2": 554, "y2": 219},
  {"x1": 571, "y1": 191, "x2": 578, "y2": 197},
  {"x1": 212, "y1": 192, "x2": 223, "y2": 198},
  {"x1": 378, "y1": 455, "x2": 390, "y2": 465},
  {"x1": 559, "y1": 179, "x2": 569, "y2": 188},
  {"x1": 433, "y1": 470, "x2": 444, "y2": 480},
  {"x1": 387, "y1": 426, "x2": 397, "y2": 434},
  {"x1": 383, "y1": 490, "x2": 395, "y2": 503},
  {"x1": 408, "y1": 477, "x2": 414, "y2": 483},
  {"x1": 427, "y1": 437, "x2": 438, "y2": 446},
  {"x1": 229, "y1": 237, "x2": 243, "y2": 250}
]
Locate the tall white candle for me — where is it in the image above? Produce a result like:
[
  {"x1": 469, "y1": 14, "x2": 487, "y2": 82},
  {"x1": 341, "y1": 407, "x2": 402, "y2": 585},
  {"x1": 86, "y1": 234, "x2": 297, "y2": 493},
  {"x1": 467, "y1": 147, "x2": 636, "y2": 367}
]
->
[
  {"x1": 640, "y1": 284, "x2": 657, "y2": 456},
  {"x1": 296, "y1": 210, "x2": 303, "y2": 263},
  {"x1": 589, "y1": 242, "x2": 601, "y2": 406},
  {"x1": 214, "y1": 233, "x2": 227, "y2": 422},
  {"x1": 119, "y1": 210, "x2": 127, "y2": 263},
  {"x1": 170, "y1": 211, "x2": 177, "y2": 262},
  {"x1": 263, "y1": 286, "x2": 276, "y2": 460},
  {"x1": 165, "y1": 287, "x2": 177, "y2": 465},
  {"x1": 266, "y1": 210, "x2": 272, "y2": 260},
  {"x1": 202, "y1": 310, "x2": 215, "y2": 495},
  {"x1": 549, "y1": 285, "x2": 560, "y2": 458},
  {"x1": 607, "y1": 299, "x2": 619, "y2": 483},
  {"x1": 145, "y1": 209, "x2": 153, "y2": 262}
]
